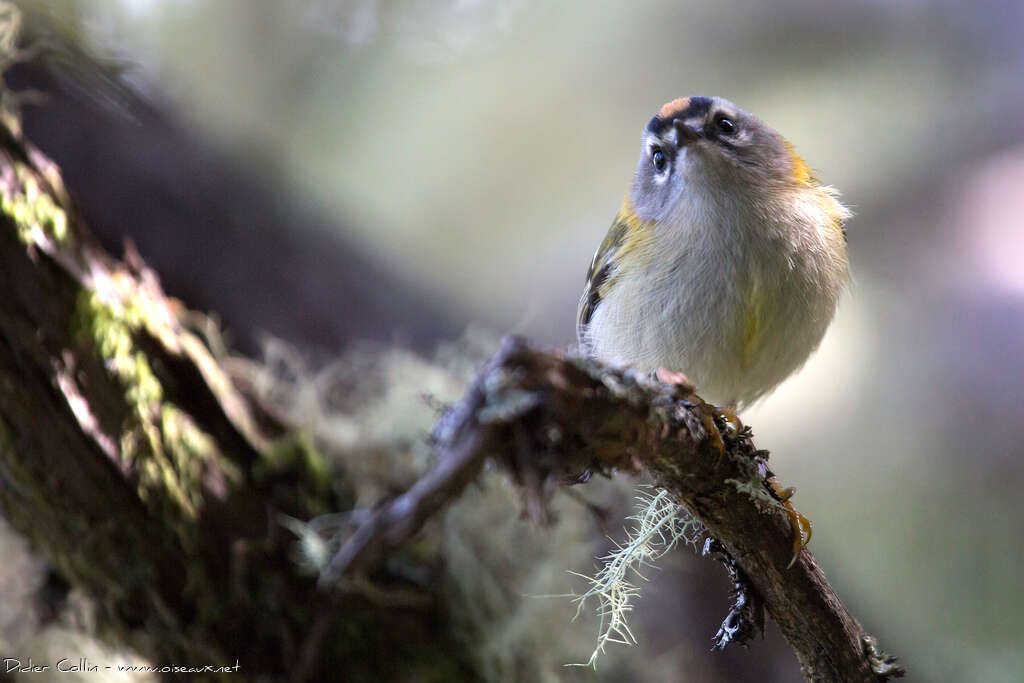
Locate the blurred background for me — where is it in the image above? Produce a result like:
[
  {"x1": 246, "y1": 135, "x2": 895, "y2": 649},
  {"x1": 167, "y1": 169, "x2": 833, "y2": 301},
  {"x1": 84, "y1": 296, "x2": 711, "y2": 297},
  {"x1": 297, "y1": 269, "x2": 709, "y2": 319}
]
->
[{"x1": 4, "y1": 0, "x2": 1024, "y2": 681}]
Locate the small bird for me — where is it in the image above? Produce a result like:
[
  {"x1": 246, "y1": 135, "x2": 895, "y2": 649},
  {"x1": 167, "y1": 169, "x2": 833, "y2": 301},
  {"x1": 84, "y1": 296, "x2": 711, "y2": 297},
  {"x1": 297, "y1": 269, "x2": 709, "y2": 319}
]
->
[{"x1": 578, "y1": 96, "x2": 849, "y2": 409}]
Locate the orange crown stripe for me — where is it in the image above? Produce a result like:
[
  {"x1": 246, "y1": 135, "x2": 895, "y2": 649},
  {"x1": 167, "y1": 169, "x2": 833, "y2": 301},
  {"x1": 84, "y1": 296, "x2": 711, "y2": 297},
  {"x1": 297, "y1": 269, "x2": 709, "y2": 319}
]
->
[{"x1": 658, "y1": 97, "x2": 691, "y2": 120}]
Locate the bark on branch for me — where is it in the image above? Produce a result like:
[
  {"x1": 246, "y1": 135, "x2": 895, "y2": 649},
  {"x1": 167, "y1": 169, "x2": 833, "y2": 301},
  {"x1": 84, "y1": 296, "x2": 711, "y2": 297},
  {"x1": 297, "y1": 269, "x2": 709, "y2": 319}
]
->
[{"x1": 329, "y1": 337, "x2": 905, "y2": 682}]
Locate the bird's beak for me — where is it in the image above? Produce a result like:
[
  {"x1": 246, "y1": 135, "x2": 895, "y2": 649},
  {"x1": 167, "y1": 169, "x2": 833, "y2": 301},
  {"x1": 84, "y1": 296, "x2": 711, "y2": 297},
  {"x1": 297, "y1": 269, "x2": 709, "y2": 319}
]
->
[{"x1": 673, "y1": 119, "x2": 700, "y2": 146}]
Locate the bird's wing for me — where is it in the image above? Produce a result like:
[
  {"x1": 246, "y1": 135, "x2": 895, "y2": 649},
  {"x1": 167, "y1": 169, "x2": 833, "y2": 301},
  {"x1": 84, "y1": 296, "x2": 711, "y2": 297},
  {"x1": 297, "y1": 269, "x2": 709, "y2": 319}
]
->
[
  {"x1": 576, "y1": 245, "x2": 613, "y2": 347},
  {"x1": 577, "y1": 201, "x2": 649, "y2": 347}
]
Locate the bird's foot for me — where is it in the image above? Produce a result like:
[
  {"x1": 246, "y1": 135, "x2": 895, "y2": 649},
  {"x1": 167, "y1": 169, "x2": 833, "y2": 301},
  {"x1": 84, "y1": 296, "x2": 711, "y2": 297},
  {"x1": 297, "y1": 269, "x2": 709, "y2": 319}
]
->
[
  {"x1": 766, "y1": 476, "x2": 813, "y2": 568},
  {"x1": 719, "y1": 405, "x2": 743, "y2": 434},
  {"x1": 654, "y1": 367, "x2": 696, "y2": 393},
  {"x1": 718, "y1": 410, "x2": 811, "y2": 567}
]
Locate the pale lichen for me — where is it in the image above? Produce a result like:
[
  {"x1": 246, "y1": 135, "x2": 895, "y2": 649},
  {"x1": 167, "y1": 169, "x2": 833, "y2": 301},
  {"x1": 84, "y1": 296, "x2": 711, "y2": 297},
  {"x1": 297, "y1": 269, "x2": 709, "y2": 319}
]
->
[
  {"x1": 233, "y1": 337, "x2": 467, "y2": 506},
  {"x1": 724, "y1": 453, "x2": 786, "y2": 515},
  {"x1": 568, "y1": 487, "x2": 703, "y2": 668}
]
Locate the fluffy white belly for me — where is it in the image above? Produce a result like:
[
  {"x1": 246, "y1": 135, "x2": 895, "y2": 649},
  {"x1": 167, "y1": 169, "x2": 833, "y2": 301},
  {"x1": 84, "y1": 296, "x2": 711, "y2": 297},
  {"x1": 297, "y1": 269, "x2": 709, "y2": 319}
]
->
[{"x1": 583, "y1": 223, "x2": 841, "y2": 407}]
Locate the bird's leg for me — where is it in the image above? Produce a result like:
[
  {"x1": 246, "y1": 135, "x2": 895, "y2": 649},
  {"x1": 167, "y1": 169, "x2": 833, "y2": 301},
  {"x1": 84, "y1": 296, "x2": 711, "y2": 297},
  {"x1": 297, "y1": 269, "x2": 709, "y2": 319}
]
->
[
  {"x1": 654, "y1": 367, "x2": 696, "y2": 394},
  {"x1": 767, "y1": 475, "x2": 813, "y2": 568},
  {"x1": 655, "y1": 377, "x2": 812, "y2": 567},
  {"x1": 720, "y1": 404, "x2": 742, "y2": 432},
  {"x1": 719, "y1": 407, "x2": 812, "y2": 569}
]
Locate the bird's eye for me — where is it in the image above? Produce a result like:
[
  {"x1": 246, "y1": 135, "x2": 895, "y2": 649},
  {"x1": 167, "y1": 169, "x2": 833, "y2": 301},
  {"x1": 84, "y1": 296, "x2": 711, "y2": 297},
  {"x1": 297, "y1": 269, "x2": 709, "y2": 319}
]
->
[
  {"x1": 652, "y1": 148, "x2": 667, "y2": 172},
  {"x1": 715, "y1": 115, "x2": 736, "y2": 135}
]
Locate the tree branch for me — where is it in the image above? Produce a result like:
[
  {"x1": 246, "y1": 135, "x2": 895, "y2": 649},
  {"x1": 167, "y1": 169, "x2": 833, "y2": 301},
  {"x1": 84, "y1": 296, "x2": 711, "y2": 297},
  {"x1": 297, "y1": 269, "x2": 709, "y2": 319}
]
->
[{"x1": 329, "y1": 336, "x2": 905, "y2": 682}]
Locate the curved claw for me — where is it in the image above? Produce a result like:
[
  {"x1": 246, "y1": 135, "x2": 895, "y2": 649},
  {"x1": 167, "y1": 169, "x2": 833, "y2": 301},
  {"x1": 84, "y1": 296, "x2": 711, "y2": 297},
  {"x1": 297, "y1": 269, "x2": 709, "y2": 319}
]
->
[
  {"x1": 767, "y1": 477, "x2": 813, "y2": 568},
  {"x1": 784, "y1": 502, "x2": 813, "y2": 569}
]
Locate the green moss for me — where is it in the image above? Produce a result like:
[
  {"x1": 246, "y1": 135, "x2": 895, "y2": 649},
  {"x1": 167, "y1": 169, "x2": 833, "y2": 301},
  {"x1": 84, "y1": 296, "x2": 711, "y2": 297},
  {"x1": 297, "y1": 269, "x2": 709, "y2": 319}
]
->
[
  {"x1": 2, "y1": 162, "x2": 70, "y2": 244},
  {"x1": 73, "y1": 292, "x2": 161, "y2": 406},
  {"x1": 65, "y1": 289, "x2": 249, "y2": 645},
  {"x1": 256, "y1": 432, "x2": 332, "y2": 516},
  {"x1": 70, "y1": 290, "x2": 208, "y2": 525},
  {"x1": 162, "y1": 404, "x2": 242, "y2": 508},
  {"x1": 262, "y1": 432, "x2": 327, "y2": 482}
]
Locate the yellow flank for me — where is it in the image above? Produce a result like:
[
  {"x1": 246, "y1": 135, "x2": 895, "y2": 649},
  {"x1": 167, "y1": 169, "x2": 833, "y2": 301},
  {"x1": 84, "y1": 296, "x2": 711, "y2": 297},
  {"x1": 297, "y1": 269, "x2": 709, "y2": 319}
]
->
[
  {"x1": 741, "y1": 285, "x2": 765, "y2": 370},
  {"x1": 616, "y1": 194, "x2": 646, "y2": 232},
  {"x1": 786, "y1": 142, "x2": 849, "y2": 240},
  {"x1": 820, "y1": 191, "x2": 850, "y2": 239},
  {"x1": 785, "y1": 141, "x2": 814, "y2": 186},
  {"x1": 615, "y1": 195, "x2": 653, "y2": 260}
]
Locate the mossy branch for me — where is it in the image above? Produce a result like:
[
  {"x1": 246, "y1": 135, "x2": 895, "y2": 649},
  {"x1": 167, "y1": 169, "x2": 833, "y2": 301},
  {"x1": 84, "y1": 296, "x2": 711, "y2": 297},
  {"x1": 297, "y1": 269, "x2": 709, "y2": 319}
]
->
[{"x1": 328, "y1": 336, "x2": 905, "y2": 683}]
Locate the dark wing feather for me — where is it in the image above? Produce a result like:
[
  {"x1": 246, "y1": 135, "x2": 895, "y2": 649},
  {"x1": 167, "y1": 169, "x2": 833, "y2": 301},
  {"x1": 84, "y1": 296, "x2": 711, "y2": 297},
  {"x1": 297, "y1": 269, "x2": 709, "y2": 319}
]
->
[{"x1": 576, "y1": 215, "x2": 629, "y2": 348}]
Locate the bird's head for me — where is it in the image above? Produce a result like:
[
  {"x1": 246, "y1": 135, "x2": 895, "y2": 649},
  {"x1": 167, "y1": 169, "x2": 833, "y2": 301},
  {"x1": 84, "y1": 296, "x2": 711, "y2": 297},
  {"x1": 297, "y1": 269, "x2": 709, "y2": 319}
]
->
[{"x1": 630, "y1": 96, "x2": 816, "y2": 223}]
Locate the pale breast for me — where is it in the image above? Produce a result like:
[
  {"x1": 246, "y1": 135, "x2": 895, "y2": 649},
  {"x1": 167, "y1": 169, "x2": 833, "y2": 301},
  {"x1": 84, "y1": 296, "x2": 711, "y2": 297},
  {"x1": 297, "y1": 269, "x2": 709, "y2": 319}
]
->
[{"x1": 583, "y1": 190, "x2": 846, "y2": 407}]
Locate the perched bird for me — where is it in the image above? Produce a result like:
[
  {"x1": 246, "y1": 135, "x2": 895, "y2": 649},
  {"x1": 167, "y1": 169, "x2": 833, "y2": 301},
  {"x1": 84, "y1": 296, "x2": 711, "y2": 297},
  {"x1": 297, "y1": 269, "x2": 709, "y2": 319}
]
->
[{"x1": 577, "y1": 96, "x2": 849, "y2": 409}]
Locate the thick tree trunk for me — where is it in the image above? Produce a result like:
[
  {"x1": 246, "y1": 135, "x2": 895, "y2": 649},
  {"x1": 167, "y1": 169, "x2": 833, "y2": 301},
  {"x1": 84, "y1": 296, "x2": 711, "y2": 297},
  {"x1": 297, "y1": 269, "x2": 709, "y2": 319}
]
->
[{"x1": 0, "y1": 93, "x2": 474, "y2": 682}]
